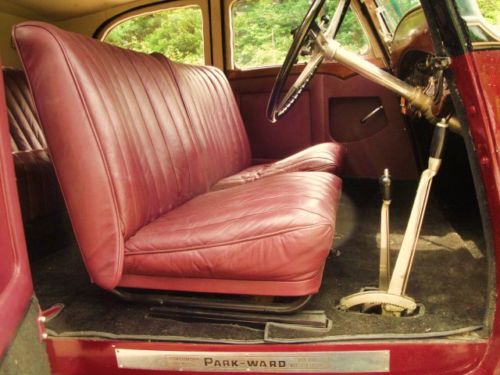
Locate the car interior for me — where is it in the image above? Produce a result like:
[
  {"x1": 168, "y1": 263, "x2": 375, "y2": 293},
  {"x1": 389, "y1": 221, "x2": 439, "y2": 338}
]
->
[{"x1": 0, "y1": 0, "x2": 495, "y2": 344}]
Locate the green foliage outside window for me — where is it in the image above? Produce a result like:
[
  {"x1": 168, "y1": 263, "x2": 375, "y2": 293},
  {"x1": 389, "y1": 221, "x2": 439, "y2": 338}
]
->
[
  {"x1": 102, "y1": 0, "x2": 498, "y2": 69},
  {"x1": 231, "y1": 0, "x2": 369, "y2": 69},
  {"x1": 104, "y1": 6, "x2": 204, "y2": 65},
  {"x1": 477, "y1": 0, "x2": 500, "y2": 25},
  {"x1": 104, "y1": 1, "x2": 368, "y2": 69}
]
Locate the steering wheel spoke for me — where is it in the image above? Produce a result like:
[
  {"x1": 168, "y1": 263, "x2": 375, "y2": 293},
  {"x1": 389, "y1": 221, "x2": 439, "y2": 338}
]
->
[
  {"x1": 267, "y1": 0, "x2": 348, "y2": 123},
  {"x1": 276, "y1": 52, "x2": 323, "y2": 118},
  {"x1": 267, "y1": 0, "x2": 327, "y2": 123}
]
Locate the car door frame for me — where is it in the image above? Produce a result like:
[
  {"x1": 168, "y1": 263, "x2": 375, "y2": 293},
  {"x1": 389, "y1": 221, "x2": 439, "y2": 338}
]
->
[{"x1": 0, "y1": 60, "x2": 49, "y2": 369}]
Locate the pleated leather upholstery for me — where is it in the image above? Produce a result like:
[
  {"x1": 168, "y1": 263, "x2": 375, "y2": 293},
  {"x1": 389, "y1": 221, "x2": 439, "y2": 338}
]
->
[
  {"x1": 120, "y1": 170, "x2": 342, "y2": 296},
  {"x1": 3, "y1": 67, "x2": 65, "y2": 224},
  {"x1": 166, "y1": 59, "x2": 252, "y2": 186},
  {"x1": 167, "y1": 60, "x2": 345, "y2": 189},
  {"x1": 15, "y1": 23, "x2": 209, "y2": 288},
  {"x1": 14, "y1": 22, "x2": 342, "y2": 295},
  {"x1": 4, "y1": 67, "x2": 47, "y2": 152},
  {"x1": 12, "y1": 149, "x2": 63, "y2": 221}
]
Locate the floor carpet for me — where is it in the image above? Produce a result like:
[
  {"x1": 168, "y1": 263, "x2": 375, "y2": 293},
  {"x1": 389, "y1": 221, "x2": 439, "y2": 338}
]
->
[{"x1": 32, "y1": 179, "x2": 488, "y2": 343}]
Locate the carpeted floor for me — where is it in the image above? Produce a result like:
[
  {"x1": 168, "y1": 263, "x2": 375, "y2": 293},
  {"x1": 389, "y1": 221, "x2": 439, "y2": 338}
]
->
[{"x1": 32, "y1": 179, "x2": 489, "y2": 343}]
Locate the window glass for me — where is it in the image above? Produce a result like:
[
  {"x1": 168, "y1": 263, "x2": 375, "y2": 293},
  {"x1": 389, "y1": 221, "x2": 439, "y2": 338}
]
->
[
  {"x1": 333, "y1": 6, "x2": 371, "y2": 55},
  {"x1": 231, "y1": 0, "x2": 369, "y2": 69},
  {"x1": 375, "y1": 0, "x2": 420, "y2": 33},
  {"x1": 104, "y1": 5, "x2": 205, "y2": 65}
]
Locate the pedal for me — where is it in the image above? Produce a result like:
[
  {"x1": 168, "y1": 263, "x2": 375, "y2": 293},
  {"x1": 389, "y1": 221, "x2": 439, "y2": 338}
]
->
[
  {"x1": 41, "y1": 303, "x2": 65, "y2": 323},
  {"x1": 338, "y1": 289, "x2": 418, "y2": 317}
]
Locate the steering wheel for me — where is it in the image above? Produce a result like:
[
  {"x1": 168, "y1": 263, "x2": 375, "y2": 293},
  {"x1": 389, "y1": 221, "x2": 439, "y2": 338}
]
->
[
  {"x1": 266, "y1": 0, "x2": 348, "y2": 123},
  {"x1": 266, "y1": 0, "x2": 454, "y2": 131}
]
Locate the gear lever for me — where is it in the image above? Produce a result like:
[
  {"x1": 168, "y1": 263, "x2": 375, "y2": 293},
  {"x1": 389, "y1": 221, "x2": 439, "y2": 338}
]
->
[{"x1": 379, "y1": 169, "x2": 391, "y2": 291}]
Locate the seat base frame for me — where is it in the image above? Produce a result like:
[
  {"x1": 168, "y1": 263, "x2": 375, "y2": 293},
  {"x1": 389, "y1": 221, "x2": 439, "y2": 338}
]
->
[
  {"x1": 118, "y1": 270, "x2": 324, "y2": 297},
  {"x1": 112, "y1": 288, "x2": 312, "y2": 314},
  {"x1": 148, "y1": 306, "x2": 330, "y2": 328}
]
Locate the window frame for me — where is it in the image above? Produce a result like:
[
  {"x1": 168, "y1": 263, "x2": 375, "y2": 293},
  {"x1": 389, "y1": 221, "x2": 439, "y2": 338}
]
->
[{"x1": 96, "y1": 0, "x2": 212, "y2": 65}]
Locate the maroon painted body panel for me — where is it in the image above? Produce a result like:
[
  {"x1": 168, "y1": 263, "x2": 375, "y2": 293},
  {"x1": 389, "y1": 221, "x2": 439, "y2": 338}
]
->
[
  {"x1": 451, "y1": 49, "x2": 500, "y2": 372},
  {"x1": 0, "y1": 60, "x2": 35, "y2": 357},
  {"x1": 46, "y1": 339, "x2": 487, "y2": 375}
]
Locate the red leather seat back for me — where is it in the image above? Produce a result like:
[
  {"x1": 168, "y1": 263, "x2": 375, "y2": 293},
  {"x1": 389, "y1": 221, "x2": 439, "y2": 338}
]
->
[
  {"x1": 14, "y1": 23, "x2": 219, "y2": 288},
  {"x1": 166, "y1": 59, "x2": 251, "y2": 185},
  {"x1": 4, "y1": 67, "x2": 47, "y2": 152}
]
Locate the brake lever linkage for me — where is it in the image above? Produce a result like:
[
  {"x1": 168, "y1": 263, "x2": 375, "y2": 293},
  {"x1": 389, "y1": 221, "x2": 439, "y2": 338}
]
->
[{"x1": 338, "y1": 118, "x2": 449, "y2": 317}]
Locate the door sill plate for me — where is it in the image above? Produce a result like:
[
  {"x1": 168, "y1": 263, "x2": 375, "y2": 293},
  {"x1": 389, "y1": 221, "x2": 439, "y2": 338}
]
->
[{"x1": 115, "y1": 349, "x2": 390, "y2": 372}]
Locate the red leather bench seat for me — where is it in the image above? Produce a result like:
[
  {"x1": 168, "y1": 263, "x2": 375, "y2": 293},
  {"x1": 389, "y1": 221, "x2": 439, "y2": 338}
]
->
[{"x1": 14, "y1": 22, "x2": 342, "y2": 296}]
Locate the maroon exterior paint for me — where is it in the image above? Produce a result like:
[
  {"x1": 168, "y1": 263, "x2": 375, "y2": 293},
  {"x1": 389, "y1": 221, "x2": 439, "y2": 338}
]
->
[
  {"x1": 46, "y1": 338, "x2": 487, "y2": 375},
  {"x1": 0, "y1": 60, "x2": 35, "y2": 358},
  {"x1": 450, "y1": 49, "x2": 500, "y2": 372}
]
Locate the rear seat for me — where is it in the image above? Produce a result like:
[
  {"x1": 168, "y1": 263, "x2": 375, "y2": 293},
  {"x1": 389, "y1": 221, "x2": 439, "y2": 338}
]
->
[{"x1": 3, "y1": 67, "x2": 72, "y2": 256}]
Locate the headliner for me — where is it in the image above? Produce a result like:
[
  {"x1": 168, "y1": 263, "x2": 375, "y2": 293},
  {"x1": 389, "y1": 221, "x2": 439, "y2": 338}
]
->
[{"x1": 1, "y1": 0, "x2": 158, "y2": 21}]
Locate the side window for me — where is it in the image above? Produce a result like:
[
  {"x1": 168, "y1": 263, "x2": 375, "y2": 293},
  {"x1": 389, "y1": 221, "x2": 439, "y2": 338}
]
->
[
  {"x1": 230, "y1": 0, "x2": 370, "y2": 69},
  {"x1": 334, "y1": 8, "x2": 371, "y2": 55},
  {"x1": 102, "y1": 5, "x2": 206, "y2": 65}
]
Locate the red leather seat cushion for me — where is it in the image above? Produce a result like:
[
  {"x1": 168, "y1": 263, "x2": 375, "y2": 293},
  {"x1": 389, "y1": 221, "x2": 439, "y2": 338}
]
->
[
  {"x1": 122, "y1": 172, "x2": 342, "y2": 296},
  {"x1": 212, "y1": 142, "x2": 345, "y2": 191},
  {"x1": 165, "y1": 60, "x2": 253, "y2": 185}
]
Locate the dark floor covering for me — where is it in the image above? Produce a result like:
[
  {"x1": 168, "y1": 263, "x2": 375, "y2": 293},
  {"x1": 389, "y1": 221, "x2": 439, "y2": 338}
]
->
[{"x1": 32, "y1": 179, "x2": 489, "y2": 343}]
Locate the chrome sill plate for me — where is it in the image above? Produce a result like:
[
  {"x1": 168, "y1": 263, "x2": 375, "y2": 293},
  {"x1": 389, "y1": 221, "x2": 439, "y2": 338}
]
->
[{"x1": 115, "y1": 349, "x2": 390, "y2": 373}]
